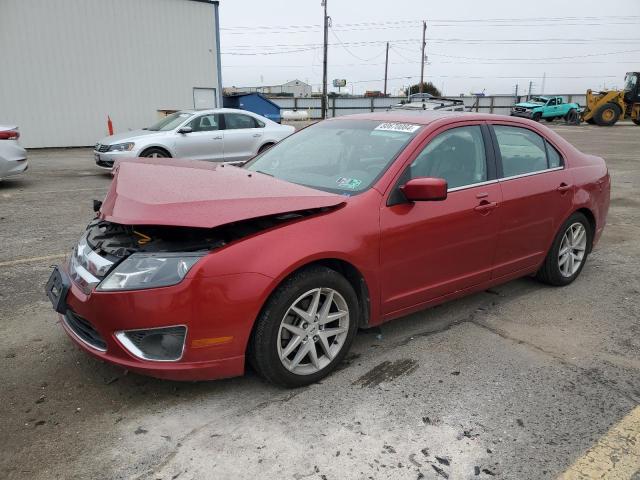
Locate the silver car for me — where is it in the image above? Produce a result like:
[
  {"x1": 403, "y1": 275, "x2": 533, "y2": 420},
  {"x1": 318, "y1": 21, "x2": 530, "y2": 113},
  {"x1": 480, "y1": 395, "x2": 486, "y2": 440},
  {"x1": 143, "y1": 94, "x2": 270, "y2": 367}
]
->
[
  {"x1": 94, "y1": 108, "x2": 295, "y2": 169},
  {"x1": 0, "y1": 125, "x2": 28, "y2": 180}
]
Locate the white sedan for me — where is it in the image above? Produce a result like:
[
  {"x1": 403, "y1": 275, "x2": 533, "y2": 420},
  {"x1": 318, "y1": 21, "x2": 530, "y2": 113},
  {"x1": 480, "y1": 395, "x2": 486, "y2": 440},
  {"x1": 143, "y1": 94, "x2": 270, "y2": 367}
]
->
[
  {"x1": 0, "y1": 125, "x2": 28, "y2": 180},
  {"x1": 94, "y1": 108, "x2": 295, "y2": 169}
]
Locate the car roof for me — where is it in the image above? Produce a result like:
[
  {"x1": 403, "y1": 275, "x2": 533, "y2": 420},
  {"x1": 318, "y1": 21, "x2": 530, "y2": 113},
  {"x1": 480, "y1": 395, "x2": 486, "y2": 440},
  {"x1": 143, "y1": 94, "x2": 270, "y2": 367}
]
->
[
  {"x1": 326, "y1": 110, "x2": 505, "y2": 126},
  {"x1": 177, "y1": 108, "x2": 259, "y2": 115}
]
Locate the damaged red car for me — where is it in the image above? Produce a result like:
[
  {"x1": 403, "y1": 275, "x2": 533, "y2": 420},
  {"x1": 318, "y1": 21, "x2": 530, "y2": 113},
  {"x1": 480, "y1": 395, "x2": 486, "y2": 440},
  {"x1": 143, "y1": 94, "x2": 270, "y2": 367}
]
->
[{"x1": 46, "y1": 112, "x2": 610, "y2": 387}]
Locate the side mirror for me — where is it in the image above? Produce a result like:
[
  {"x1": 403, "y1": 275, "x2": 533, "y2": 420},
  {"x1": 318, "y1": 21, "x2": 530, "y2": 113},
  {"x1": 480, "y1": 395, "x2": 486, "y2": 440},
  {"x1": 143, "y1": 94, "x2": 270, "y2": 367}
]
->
[
  {"x1": 178, "y1": 126, "x2": 192, "y2": 134},
  {"x1": 400, "y1": 177, "x2": 448, "y2": 202}
]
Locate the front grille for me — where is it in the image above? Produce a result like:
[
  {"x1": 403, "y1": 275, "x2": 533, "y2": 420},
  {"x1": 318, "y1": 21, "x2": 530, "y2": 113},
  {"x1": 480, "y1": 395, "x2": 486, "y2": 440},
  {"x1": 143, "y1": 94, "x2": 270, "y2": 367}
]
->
[
  {"x1": 95, "y1": 143, "x2": 110, "y2": 153},
  {"x1": 514, "y1": 107, "x2": 527, "y2": 113},
  {"x1": 64, "y1": 310, "x2": 107, "y2": 351},
  {"x1": 96, "y1": 159, "x2": 114, "y2": 168}
]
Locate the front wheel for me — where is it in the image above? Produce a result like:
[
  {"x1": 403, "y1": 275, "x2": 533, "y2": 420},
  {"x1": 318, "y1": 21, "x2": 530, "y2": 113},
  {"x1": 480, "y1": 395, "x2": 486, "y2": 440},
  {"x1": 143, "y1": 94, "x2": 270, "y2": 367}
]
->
[
  {"x1": 141, "y1": 147, "x2": 170, "y2": 158},
  {"x1": 249, "y1": 266, "x2": 359, "y2": 387},
  {"x1": 593, "y1": 102, "x2": 621, "y2": 126},
  {"x1": 532, "y1": 112, "x2": 542, "y2": 122},
  {"x1": 536, "y1": 212, "x2": 592, "y2": 286}
]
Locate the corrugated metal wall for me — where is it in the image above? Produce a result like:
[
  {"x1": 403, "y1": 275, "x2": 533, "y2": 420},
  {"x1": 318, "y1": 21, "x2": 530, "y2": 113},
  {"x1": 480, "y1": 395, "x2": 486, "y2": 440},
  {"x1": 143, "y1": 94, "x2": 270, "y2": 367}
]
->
[{"x1": 0, "y1": 0, "x2": 220, "y2": 148}]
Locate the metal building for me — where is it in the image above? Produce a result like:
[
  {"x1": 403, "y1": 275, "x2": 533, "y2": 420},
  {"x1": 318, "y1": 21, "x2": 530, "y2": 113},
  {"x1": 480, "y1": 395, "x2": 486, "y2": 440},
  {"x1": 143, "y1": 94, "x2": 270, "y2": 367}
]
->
[{"x1": 0, "y1": 0, "x2": 223, "y2": 148}]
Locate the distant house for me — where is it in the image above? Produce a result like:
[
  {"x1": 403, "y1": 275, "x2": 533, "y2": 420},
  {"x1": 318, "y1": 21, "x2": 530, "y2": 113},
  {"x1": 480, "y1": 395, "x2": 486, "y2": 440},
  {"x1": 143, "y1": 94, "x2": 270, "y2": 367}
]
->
[{"x1": 226, "y1": 79, "x2": 312, "y2": 98}]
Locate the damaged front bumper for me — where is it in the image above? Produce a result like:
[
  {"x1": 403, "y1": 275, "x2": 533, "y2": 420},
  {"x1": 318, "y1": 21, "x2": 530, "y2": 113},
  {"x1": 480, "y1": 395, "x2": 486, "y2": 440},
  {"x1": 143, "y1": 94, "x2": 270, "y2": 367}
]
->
[
  {"x1": 510, "y1": 108, "x2": 534, "y2": 118},
  {"x1": 48, "y1": 262, "x2": 271, "y2": 381}
]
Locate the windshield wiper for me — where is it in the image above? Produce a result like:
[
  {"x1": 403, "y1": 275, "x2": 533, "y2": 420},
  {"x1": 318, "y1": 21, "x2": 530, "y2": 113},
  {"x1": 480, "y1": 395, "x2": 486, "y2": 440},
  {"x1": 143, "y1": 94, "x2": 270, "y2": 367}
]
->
[{"x1": 256, "y1": 170, "x2": 274, "y2": 177}]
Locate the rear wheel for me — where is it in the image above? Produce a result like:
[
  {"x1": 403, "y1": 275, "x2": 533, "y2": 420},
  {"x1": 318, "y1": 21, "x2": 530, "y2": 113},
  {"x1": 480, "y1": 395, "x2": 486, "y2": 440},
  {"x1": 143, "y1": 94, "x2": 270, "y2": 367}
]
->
[
  {"x1": 536, "y1": 212, "x2": 592, "y2": 286},
  {"x1": 593, "y1": 102, "x2": 621, "y2": 126},
  {"x1": 249, "y1": 266, "x2": 359, "y2": 387},
  {"x1": 258, "y1": 143, "x2": 275, "y2": 154},
  {"x1": 565, "y1": 109, "x2": 579, "y2": 125},
  {"x1": 141, "y1": 147, "x2": 171, "y2": 158}
]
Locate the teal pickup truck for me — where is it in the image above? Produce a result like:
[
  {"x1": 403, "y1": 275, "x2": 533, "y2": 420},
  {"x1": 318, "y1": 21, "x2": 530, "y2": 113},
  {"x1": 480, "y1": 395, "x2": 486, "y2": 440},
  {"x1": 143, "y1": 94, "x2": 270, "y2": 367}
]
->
[{"x1": 510, "y1": 96, "x2": 580, "y2": 122}]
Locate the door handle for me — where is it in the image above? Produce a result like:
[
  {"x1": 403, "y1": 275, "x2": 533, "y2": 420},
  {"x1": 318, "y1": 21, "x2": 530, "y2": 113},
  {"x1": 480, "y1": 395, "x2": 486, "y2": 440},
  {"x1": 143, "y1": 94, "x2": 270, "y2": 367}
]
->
[
  {"x1": 557, "y1": 183, "x2": 572, "y2": 193},
  {"x1": 474, "y1": 200, "x2": 498, "y2": 214},
  {"x1": 212, "y1": 136, "x2": 222, "y2": 140},
  {"x1": 252, "y1": 133, "x2": 262, "y2": 138},
  {"x1": 475, "y1": 192, "x2": 489, "y2": 199}
]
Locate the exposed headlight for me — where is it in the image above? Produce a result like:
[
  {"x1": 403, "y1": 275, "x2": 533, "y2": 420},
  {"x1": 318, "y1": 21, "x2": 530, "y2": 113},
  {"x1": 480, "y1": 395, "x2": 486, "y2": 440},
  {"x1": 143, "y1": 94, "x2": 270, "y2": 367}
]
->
[
  {"x1": 98, "y1": 253, "x2": 202, "y2": 291},
  {"x1": 107, "y1": 142, "x2": 135, "y2": 152}
]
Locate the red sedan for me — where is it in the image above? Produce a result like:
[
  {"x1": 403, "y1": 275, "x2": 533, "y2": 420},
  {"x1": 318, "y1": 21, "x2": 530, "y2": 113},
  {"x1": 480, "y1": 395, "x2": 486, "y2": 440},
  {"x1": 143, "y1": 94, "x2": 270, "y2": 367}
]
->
[{"x1": 46, "y1": 112, "x2": 610, "y2": 387}]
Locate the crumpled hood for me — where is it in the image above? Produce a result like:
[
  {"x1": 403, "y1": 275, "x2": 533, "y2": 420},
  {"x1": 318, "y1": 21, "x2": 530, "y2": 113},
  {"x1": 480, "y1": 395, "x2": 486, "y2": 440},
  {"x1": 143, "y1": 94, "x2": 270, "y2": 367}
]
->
[
  {"x1": 99, "y1": 158, "x2": 346, "y2": 228},
  {"x1": 97, "y1": 129, "x2": 163, "y2": 145},
  {"x1": 514, "y1": 102, "x2": 543, "y2": 109}
]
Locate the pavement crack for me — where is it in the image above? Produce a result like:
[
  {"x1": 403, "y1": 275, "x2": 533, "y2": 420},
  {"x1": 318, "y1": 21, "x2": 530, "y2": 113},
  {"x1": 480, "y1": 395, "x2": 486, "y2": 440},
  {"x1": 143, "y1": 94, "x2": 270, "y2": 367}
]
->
[{"x1": 470, "y1": 319, "x2": 640, "y2": 405}]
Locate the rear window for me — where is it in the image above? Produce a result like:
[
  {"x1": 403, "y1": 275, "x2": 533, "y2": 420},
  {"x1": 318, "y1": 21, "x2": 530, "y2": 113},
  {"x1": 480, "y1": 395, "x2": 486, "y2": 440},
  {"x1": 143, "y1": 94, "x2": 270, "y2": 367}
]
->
[{"x1": 493, "y1": 126, "x2": 548, "y2": 177}]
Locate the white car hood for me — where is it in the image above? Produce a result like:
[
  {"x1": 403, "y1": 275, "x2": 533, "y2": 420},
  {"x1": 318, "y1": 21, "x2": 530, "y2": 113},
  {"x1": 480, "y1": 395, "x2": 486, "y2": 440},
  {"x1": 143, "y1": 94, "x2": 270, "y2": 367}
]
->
[{"x1": 97, "y1": 129, "x2": 165, "y2": 145}]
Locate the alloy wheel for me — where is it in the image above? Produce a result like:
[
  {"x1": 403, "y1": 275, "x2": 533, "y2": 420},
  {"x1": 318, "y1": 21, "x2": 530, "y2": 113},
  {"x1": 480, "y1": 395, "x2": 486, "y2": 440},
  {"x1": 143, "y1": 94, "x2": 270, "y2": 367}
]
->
[
  {"x1": 558, "y1": 223, "x2": 587, "y2": 277},
  {"x1": 277, "y1": 287, "x2": 349, "y2": 375}
]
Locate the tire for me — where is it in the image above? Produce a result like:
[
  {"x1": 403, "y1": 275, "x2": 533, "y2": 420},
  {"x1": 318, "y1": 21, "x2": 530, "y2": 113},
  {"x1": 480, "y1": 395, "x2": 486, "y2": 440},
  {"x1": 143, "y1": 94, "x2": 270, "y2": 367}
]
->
[
  {"x1": 545, "y1": 117, "x2": 555, "y2": 123},
  {"x1": 249, "y1": 266, "x2": 359, "y2": 388},
  {"x1": 140, "y1": 147, "x2": 170, "y2": 158},
  {"x1": 258, "y1": 143, "x2": 275, "y2": 154},
  {"x1": 593, "y1": 102, "x2": 621, "y2": 126},
  {"x1": 632, "y1": 119, "x2": 640, "y2": 126},
  {"x1": 586, "y1": 118, "x2": 596, "y2": 125},
  {"x1": 532, "y1": 112, "x2": 542, "y2": 122},
  {"x1": 536, "y1": 212, "x2": 592, "y2": 286},
  {"x1": 565, "y1": 109, "x2": 579, "y2": 125}
]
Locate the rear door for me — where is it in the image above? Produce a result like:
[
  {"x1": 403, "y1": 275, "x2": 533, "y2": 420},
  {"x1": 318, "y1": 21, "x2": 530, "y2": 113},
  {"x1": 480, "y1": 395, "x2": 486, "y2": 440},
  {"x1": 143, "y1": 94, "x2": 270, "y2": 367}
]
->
[
  {"x1": 222, "y1": 113, "x2": 265, "y2": 162},
  {"x1": 379, "y1": 123, "x2": 501, "y2": 315},
  {"x1": 173, "y1": 113, "x2": 223, "y2": 161},
  {"x1": 489, "y1": 123, "x2": 574, "y2": 278}
]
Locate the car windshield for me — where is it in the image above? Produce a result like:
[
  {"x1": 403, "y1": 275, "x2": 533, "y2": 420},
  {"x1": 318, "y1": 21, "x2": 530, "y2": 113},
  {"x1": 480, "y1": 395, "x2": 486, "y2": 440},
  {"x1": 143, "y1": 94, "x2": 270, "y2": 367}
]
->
[
  {"x1": 624, "y1": 73, "x2": 638, "y2": 91},
  {"x1": 245, "y1": 119, "x2": 421, "y2": 194},
  {"x1": 530, "y1": 97, "x2": 548, "y2": 104},
  {"x1": 147, "y1": 112, "x2": 193, "y2": 131}
]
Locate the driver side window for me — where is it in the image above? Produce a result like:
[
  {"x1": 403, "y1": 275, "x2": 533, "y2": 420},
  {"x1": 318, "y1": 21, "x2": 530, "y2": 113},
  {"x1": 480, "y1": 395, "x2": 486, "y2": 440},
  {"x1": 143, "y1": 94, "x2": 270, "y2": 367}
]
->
[
  {"x1": 406, "y1": 125, "x2": 488, "y2": 190},
  {"x1": 188, "y1": 114, "x2": 219, "y2": 132}
]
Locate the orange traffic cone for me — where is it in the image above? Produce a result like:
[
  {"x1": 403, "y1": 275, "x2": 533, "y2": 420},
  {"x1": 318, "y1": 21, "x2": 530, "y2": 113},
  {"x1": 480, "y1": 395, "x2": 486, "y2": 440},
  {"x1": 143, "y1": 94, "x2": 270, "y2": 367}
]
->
[{"x1": 107, "y1": 115, "x2": 114, "y2": 135}]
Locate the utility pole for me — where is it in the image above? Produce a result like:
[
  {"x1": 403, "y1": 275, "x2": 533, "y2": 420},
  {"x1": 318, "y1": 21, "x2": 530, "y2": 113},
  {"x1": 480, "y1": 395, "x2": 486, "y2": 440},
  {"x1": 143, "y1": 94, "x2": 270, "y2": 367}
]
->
[
  {"x1": 321, "y1": 0, "x2": 329, "y2": 119},
  {"x1": 419, "y1": 20, "x2": 426, "y2": 94},
  {"x1": 383, "y1": 42, "x2": 389, "y2": 96},
  {"x1": 528, "y1": 80, "x2": 533, "y2": 100},
  {"x1": 514, "y1": 83, "x2": 519, "y2": 102}
]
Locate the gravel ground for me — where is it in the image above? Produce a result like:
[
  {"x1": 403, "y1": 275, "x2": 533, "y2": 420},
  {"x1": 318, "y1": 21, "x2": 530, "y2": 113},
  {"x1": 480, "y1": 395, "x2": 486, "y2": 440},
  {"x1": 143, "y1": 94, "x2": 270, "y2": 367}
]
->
[{"x1": 0, "y1": 123, "x2": 638, "y2": 480}]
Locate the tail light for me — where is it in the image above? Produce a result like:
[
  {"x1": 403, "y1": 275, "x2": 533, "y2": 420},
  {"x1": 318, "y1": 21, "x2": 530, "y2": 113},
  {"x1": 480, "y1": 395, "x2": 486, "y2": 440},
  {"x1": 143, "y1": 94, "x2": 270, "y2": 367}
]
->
[{"x1": 0, "y1": 130, "x2": 20, "y2": 140}]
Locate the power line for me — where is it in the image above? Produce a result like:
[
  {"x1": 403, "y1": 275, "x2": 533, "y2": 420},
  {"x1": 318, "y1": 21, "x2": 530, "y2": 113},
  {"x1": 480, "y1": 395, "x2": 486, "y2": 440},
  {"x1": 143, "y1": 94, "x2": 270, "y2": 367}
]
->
[{"x1": 219, "y1": 15, "x2": 640, "y2": 31}]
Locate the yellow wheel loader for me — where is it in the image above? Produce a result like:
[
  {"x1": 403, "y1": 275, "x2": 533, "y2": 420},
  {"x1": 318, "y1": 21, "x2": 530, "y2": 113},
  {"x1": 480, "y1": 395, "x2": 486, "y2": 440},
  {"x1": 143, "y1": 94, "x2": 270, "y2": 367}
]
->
[{"x1": 582, "y1": 72, "x2": 640, "y2": 126}]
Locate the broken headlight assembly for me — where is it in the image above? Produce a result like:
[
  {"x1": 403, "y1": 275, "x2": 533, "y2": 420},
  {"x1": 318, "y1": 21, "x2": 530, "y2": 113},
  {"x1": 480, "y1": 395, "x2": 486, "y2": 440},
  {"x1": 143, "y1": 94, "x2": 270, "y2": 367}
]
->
[{"x1": 97, "y1": 253, "x2": 203, "y2": 291}]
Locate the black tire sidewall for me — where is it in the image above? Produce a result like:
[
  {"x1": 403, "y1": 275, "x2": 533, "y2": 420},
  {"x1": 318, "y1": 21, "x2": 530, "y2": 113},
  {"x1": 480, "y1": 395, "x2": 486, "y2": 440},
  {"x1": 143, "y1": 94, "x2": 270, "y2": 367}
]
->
[
  {"x1": 250, "y1": 266, "x2": 359, "y2": 388},
  {"x1": 594, "y1": 103, "x2": 621, "y2": 126},
  {"x1": 544, "y1": 213, "x2": 592, "y2": 286},
  {"x1": 532, "y1": 112, "x2": 542, "y2": 122},
  {"x1": 142, "y1": 148, "x2": 169, "y2": 158}
]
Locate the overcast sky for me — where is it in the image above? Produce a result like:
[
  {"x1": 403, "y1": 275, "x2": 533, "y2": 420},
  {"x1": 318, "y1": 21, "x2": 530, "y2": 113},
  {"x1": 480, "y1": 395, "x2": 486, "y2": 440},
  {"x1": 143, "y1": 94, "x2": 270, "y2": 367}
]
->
[{"x1": 218, "y1": 0, "x2": 640, "y2": 96}]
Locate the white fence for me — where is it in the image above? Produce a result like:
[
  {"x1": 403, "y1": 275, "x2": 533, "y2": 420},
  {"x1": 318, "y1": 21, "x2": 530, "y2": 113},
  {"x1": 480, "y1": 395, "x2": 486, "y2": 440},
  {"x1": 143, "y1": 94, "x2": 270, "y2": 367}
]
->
[{"x1": 270, "y1": 94, "x2": 587, "y2": 119}]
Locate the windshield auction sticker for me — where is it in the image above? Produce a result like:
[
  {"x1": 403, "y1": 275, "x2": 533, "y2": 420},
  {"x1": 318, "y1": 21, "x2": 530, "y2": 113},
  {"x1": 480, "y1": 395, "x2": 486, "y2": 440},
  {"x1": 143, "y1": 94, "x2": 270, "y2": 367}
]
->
[{"x1": 374, "y1": 122, "x2": 421, "y2": 133}]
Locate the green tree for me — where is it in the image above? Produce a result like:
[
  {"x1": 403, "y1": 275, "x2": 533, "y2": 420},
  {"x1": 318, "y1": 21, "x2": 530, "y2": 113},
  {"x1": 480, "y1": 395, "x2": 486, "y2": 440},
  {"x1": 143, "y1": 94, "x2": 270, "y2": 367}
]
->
[{"x1": 407, "y1": 82, "x2": 441, "y2": 97}]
